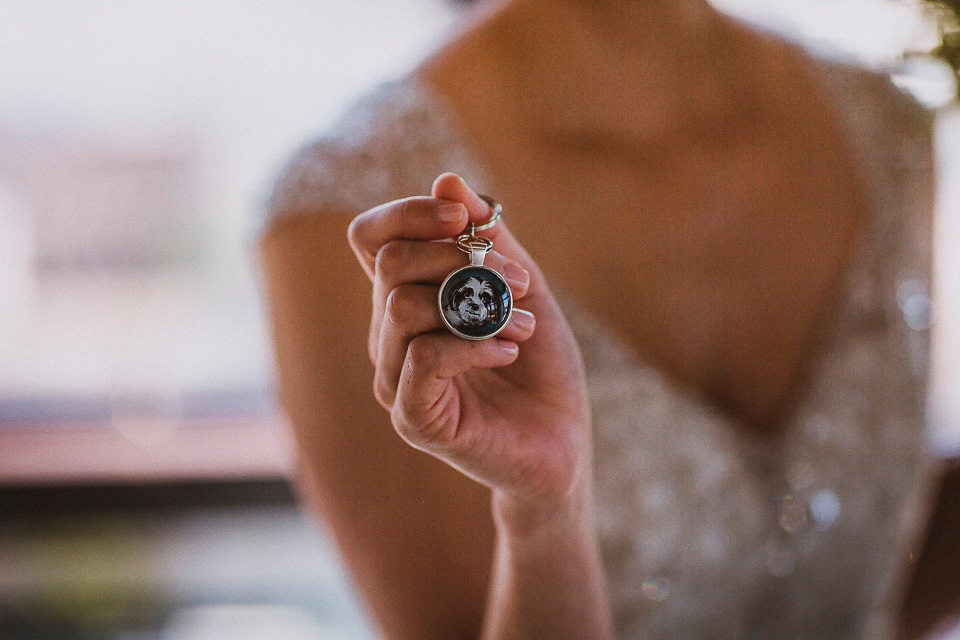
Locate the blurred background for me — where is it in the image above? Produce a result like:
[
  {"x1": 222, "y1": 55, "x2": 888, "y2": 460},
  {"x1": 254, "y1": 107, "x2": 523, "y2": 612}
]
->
[{"x1": 0, "y1": 0, "x2": 957, "y2": 638}]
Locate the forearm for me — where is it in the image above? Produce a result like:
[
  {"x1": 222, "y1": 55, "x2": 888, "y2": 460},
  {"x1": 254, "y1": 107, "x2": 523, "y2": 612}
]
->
[{"x1": 481, "y1": 482, "x2": 615, "y2": 640}]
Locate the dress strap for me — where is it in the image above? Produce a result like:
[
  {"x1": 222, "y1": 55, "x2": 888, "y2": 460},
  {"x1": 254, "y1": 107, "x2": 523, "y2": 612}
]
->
[{"x1": 806, "y1": 55, "x2": 936, "y2": 342}]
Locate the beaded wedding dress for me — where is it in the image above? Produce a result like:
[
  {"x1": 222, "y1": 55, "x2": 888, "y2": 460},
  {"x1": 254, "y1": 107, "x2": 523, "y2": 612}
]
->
[{"x1": 263, "y1": 50, "x2": 937, "y2": 639}]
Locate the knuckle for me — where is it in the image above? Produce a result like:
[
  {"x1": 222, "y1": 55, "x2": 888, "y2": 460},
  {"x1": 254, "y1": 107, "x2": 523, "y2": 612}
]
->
[
  {"x1": 390, "y1": 405, "x2": 418, "y2": 443},
  {"x1": 345, "y1": 213, "x2": 364, "y2": 250},
  {"x1": 384, "y1": 285, "x2": 417, "y2": 328},
  {"x1": 405, "y1": 335, "x2": 438, "y2": 371},
  {"x1": 398, "y1": 197, "x2": 412, "y2": 225},
  {"x1": 375, "y1": 240, "x2": 405, "y2": 278},
  {"x1": 398, "y1": 196, "x2": 425, "y2": 224},
  {"x1": 383, "y1": 288, "x2": 405, "y2": 327},
  {"x1": 372, "y1": 373, "x2": 395, "y2": 409},
  {"x1": 391, "y1": 402, "x2": 447, "y2": 451},
  {"x1": 398, "y1": 196, "x2": 438, "y2": 228}
]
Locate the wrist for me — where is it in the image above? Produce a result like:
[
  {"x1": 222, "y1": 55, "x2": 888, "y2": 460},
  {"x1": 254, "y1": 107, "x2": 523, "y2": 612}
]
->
[
  {"x1": 491, "y1": 473, "x2": 594, "y2": 540},
  {"x1": 485, "y1": 471, "x2": 614, "y2": 640}
]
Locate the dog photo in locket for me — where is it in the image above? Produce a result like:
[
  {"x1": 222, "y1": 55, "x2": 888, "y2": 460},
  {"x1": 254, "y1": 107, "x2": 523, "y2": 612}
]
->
[
  {"x1": 439, "y1": 266, "x2": 511, "y2": 338},
  {"x1": 452, "y1": 276, "x2": 496, "y2": 326}
]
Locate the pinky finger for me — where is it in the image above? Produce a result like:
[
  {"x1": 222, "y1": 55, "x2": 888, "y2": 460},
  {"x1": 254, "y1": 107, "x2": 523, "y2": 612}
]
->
[{"x1": 391, "y1": 334, "x2": 518, "y2": 450}]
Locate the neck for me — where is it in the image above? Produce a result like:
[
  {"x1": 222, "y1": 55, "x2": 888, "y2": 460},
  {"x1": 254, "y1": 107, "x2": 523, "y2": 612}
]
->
[
  {"x1": 558, "y1": 0, "x2": 717, "y2": 47},
  {"x1": 491, "y1": 0, "x2": 756, "y2": 143}
]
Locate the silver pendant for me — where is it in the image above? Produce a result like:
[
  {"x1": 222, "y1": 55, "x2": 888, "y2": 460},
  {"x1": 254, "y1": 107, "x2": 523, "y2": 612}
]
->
[{"x1": 438, "y1": 196, "x2": 512, "y2": 341}]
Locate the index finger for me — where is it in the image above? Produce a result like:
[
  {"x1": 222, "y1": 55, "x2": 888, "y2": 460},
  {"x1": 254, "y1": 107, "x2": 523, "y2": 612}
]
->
[{"x1": 347, "y1": 196, "x2": 467, "y2": 279}]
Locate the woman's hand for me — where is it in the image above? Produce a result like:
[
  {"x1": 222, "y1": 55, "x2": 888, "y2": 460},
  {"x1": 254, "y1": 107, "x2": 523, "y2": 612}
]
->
[{"x1": 347, "y1": 173, "x2": 592, "y2": 511}]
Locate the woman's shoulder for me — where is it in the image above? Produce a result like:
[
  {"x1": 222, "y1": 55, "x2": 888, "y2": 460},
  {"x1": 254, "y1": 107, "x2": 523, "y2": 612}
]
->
[
  {"x1": 262, "y1": 73, "x2": 494, "y2": 231},
  {"x1": 810, "y1": 51, "x2": 932, "y2": 145},
  {"x1": 801, "y1": 49, "x2": 936, "y2": 255}
]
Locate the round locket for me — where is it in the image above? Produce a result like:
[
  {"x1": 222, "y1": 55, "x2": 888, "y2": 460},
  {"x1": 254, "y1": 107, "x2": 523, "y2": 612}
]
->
[{"x1": 437, "y1": 196, "x2": 512, "y2": 340}]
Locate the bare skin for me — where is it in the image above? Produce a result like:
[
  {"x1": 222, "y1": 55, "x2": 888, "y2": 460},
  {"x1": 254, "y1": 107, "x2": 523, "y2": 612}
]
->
[
  {"x1": 415, "y1": 0, "x2": 868, "y2": 434},
  {"x1": 260, "y1": 0, "x2": 954, "y2": 637}
]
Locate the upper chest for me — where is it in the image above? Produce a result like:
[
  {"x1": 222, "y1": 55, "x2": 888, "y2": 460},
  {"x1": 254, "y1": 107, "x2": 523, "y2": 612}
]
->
[
  {"x1": 418, "y1": 47, "x2": 870, "y2": 432},
  {"x1": 502, "y1": 117, "x2": 867, "y2": 429}
]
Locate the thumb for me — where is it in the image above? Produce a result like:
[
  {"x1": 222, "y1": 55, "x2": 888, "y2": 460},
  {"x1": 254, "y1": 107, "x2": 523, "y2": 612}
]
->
[{"x1": 431, "y1": 172, "x2": 505, "y2": 241}]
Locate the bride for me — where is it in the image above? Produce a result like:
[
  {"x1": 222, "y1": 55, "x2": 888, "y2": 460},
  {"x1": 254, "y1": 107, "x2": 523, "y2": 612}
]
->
[{"x1": 259, "y1": 0, "x2": 956, "y2": 637}]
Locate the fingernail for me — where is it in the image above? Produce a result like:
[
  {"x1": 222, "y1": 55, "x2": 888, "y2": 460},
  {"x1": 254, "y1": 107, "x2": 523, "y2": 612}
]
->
[
  {"x1": 500, "y1": 341, "x2": 519, "y2": 356},
  {"x1": 437, "y1": 203, "x2": 464, "y2": 222},
  {"x1": 511, "y1": 308, "x2": 535, "y2": 331},
  {"x1": 503, "y1": 262, "x2": 529, "y2": 288}
]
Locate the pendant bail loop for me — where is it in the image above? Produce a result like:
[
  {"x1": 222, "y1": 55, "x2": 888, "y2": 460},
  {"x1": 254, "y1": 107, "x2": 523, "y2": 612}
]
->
[
  {"x1": 456, "y1": 234, "x2": 493, "y2": 258},
  {"x1": 470, "y1": 246, "x2": 486, "y2": 266},
  {"x1": 439, "y1": 195, "x2": 512, "y2": 341}
]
